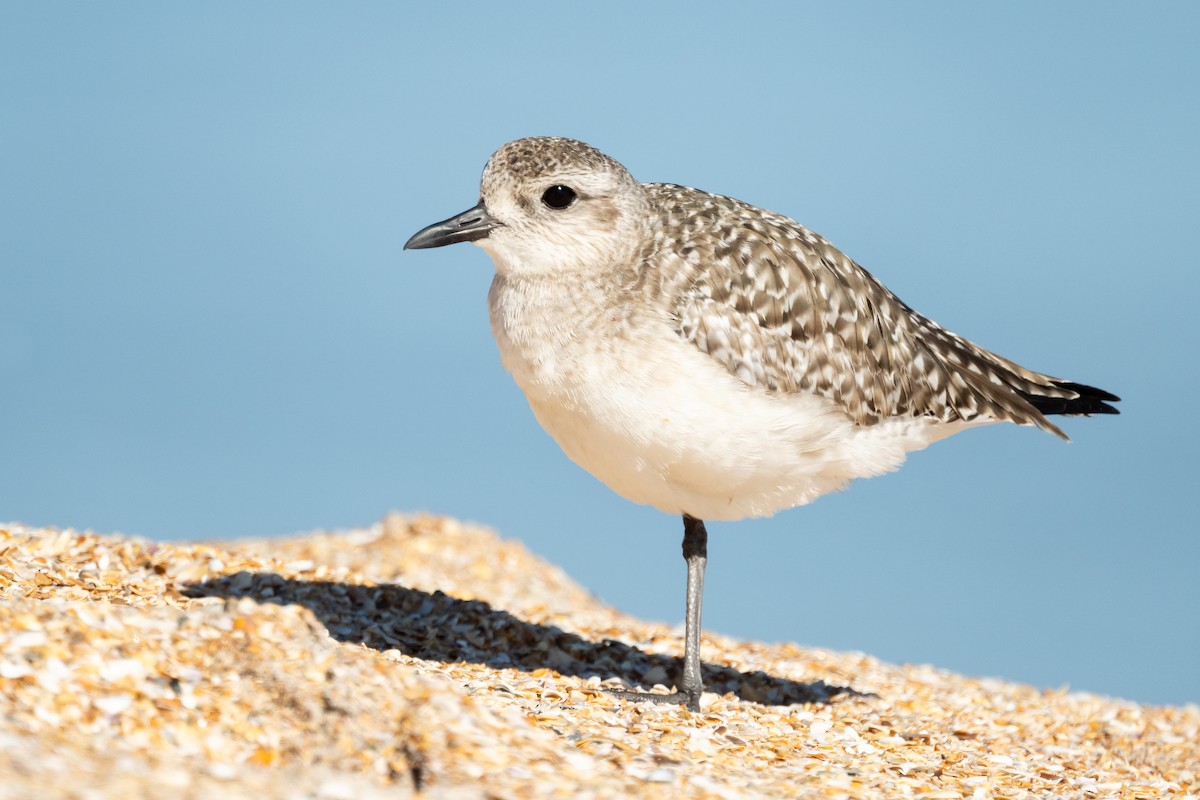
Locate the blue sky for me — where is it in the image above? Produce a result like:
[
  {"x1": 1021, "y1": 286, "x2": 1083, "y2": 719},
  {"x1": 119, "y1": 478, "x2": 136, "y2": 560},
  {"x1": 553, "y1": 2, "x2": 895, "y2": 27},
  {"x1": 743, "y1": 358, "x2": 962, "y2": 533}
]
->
[{"x1": 3, "y1": 2, "x2": 1197, "y2": 705}]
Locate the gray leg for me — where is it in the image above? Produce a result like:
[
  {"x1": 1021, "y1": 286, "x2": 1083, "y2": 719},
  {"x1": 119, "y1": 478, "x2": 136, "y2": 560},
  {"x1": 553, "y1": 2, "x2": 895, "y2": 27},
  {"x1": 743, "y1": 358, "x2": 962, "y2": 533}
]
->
[{"x1": 609, "y1": 514, "x2": 707, "y2": 712}]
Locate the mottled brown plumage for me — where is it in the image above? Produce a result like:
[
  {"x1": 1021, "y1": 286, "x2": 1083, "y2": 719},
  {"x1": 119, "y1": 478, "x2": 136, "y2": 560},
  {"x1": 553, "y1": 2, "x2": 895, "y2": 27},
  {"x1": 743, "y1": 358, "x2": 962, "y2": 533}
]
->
[{"x1": 640, "y1": 183, "x2": 1116, "y2": 439}]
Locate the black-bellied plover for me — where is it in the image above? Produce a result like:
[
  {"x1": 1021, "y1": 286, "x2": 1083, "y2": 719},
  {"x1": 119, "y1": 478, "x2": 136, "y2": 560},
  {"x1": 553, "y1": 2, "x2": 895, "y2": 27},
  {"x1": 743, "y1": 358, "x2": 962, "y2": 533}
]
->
[{"x1": 405, "y1": 137, "x2": 1119, "y2": 711}]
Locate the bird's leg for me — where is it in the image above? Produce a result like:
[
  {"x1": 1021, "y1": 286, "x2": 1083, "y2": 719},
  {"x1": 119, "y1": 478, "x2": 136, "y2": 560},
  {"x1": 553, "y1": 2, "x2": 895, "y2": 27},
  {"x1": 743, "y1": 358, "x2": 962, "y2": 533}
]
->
[
  {"x1": 678, "y1": 513, "x2": 708, "y2": 706},
  {"x1": 608, "y1": 514, "x2": 707, "y2": 712}
]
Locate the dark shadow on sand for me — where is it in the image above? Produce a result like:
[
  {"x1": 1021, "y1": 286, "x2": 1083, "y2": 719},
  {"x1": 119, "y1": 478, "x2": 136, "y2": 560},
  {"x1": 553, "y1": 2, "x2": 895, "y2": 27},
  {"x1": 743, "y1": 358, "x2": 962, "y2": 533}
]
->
[{"x1": 183, "y1": 572, "x2": 866, "y2": 707}]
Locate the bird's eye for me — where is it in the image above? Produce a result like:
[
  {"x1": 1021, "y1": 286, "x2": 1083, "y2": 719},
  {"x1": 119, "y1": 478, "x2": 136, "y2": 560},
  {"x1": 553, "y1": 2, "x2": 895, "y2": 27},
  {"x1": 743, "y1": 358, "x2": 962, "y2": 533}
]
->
[{"x1": 541, "y1": 185, "x2": 577, "y2": 210}]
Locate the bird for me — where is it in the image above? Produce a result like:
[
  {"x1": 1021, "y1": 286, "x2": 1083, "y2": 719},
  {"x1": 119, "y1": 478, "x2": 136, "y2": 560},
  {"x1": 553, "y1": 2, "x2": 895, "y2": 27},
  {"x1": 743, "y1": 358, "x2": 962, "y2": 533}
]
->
[{"x1": 404, "y1": 136, "x2": 1119, "y2": 712}]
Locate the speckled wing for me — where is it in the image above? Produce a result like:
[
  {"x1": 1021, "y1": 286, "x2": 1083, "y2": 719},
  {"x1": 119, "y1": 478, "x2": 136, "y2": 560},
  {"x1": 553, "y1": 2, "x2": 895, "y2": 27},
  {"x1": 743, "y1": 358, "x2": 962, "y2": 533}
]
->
[{"x1": 644, "y1": 184, "x2": 1112, "y2": 437}]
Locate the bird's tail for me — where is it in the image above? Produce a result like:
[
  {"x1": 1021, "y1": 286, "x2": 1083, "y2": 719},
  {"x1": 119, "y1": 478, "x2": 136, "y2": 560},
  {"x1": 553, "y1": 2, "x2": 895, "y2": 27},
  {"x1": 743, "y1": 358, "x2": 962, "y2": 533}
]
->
[{"x1": 1017, "y1": 381, "x2": 1121, "y2": 417}]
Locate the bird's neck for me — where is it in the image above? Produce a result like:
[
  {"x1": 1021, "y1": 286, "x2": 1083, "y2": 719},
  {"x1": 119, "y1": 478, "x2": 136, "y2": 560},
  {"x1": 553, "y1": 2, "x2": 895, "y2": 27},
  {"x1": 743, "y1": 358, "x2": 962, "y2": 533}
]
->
[
  {"x1": 487, "y1": 271, "x2": 623, "y2": 394},
  {"x1": 488, "y1": 271, "x2": 618, "y2": 341}
]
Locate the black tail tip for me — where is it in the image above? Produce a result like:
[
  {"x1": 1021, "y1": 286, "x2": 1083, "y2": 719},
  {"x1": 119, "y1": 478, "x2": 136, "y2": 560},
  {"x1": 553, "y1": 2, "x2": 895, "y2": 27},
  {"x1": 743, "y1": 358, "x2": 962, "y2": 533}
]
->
[{"x1": 1024, "y1": 381, "x2": 1121, "y2": 417}]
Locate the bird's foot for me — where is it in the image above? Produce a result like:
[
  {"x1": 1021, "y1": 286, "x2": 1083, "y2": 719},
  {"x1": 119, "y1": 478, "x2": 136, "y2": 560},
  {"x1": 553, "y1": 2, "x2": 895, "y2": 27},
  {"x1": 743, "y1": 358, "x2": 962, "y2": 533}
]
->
[{"x1": 606, "y1": 685, "x2": 702, "y2": 712}]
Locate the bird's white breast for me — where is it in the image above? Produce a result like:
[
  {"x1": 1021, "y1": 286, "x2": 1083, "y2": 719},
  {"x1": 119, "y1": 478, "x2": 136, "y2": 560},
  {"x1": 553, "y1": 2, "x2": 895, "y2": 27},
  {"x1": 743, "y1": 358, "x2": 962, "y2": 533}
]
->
[{"x1": 487, "y1": 273, "x2": 963, "y2": 521}]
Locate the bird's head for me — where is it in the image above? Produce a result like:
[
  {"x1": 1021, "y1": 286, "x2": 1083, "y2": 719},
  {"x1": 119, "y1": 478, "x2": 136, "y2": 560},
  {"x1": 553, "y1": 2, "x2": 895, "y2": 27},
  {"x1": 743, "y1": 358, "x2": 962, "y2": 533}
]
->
[{"x1": 405, "y1": 137, "x2": 651, "y2": 278}]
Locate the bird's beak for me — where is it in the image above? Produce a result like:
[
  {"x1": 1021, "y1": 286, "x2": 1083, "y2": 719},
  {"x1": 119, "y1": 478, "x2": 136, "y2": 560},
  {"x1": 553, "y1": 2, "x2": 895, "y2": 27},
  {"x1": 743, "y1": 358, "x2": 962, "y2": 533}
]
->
[{"x1": 404, "y1": 201, "x2": 502, "y2": 250}]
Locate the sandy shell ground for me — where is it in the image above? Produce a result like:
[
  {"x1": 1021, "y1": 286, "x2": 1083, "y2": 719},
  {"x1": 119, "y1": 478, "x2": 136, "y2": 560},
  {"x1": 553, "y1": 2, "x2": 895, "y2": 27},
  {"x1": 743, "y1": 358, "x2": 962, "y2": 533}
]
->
[{"x1": 0, "y1": 515, "x2": 1195, "y2": 799}]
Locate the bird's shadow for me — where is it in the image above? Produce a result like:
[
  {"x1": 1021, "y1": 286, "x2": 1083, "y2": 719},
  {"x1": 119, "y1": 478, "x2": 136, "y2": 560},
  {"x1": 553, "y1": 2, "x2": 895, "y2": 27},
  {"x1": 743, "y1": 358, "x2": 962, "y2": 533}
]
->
[{"x1": 183, "y1": 572, "x2": 864, "y2": 707}]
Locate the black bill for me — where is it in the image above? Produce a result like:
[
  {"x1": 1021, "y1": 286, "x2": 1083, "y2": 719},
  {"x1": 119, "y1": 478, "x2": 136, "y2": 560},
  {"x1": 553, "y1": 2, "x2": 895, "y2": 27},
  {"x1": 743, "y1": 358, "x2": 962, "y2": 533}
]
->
[{"x1": 404, "y1": 201, "x2": 502, "y2": 250}]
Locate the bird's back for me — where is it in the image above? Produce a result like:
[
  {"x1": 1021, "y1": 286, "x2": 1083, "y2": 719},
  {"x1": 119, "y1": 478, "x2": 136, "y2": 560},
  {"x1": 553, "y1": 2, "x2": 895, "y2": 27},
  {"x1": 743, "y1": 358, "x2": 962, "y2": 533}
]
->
[{"x1": 637, "y1": 183, "x2": 1118, "y2": 440}]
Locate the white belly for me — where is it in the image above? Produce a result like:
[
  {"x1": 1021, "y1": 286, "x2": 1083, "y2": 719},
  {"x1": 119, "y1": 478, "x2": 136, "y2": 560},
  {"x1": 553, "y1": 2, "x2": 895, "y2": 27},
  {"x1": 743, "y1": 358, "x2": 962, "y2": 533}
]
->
[{"x1": 490, "y1": 278, "x2": 965, "y2": 521}]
